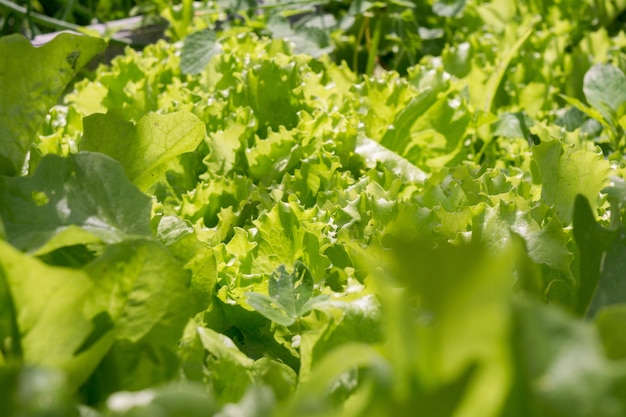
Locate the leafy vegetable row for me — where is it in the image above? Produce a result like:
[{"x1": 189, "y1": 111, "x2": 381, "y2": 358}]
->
[{"x1": 4, "y1": 1, "x2": 626, "y2": 416}]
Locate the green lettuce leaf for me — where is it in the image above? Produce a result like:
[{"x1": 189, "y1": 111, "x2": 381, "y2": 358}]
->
[
  {"x1": 0, "y1": 366, "x2": 76, "y2": 417},
  {"x1": 81, "y1": 111, "x2": 206, "y2": 191},
  {"x1": 104, "y1": 381, "x2": 219, "y2": 417},
  {"x1": 573, "y1": 195, "x2": 626, "y2": 317},
  {"x1": 596, "y1": 305, "x2": 626, "y2": 360},
  {"x1": 181, "y1": 29, "x2": 222, "y2": 75},
  {"x1": 158, "y1": 216, "x2": 217, "y2": 312},
  {"x1": 0, "y1": 34, "x2": 105, "y2": 175},
  {"x1": 80, "y1": 240, "x2": 195, "y2": 401},
  {"x1": 379, "y1": 85, "x2": 471, "y2": 171},
  {"x1": 379, "y1": 239, "x2": 513, "y2": 417},
  {"x1": 506, "y1": 297, "x2": 625, "y2": 417},
  {"x1": 180, "y1": 324, "x2": 271, "y2": 404},
  {"x1": 583, "y1": 64, "x2": 626, "y2": 122},
  {"x1": 246, "y1": 261, "x2": 328, "y2": 326},
  {"x1": 252, "y1": 199, "x2": 331, "y2": 279},
  {"x1": 0, "y1": 240, "x2": 116, "y2": 388},
  {"x1": 0, "y1": 152, "x2": 151, "y2": 254},
  {"x1": 204, "y1": 107, "x2": 255, "y2": 176},
  {"x1": 355, "y1": 137, "x2": 428, "y2": 184},
  {"x1": 0, "y1": 264, "x2": 21, "y2": 363},
  {"x1": 532, "y1": 140, "x2": 609, "y2": 224}
]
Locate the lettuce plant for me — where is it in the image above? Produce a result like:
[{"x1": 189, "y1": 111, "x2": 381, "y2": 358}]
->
[{"x1": 4, "y1": 2, "x2": 626, "y2": 416}]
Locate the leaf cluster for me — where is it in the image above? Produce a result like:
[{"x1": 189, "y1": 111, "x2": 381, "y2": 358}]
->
[{"x1": 5, "y1": 1, "x2": 626, "y2": 416}]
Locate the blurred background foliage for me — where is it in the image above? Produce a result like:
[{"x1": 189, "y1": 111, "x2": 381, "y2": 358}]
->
[
  {"x1": 0, "y1": 0, "x2": 151, "y2": 35},
  {"x1": 4, "y1": 0, "x2": 626, "y2": 76}
]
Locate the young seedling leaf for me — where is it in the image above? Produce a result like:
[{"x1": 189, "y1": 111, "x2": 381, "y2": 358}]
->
[
  {"x1": 246, "y1": 261, "x2": 328, "y2": 326},
  {"x1": 583, "y1": 64, "x2": 626, "y2": 121},
  {"x1": 181, "y1": 29, "x2": 222, "y2": 75}
]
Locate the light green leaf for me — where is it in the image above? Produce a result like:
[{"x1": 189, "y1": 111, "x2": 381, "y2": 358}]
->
[
  {"x1": 246, "y1": 126, "x2": 297, "y2": 182},
  {"x1": 379, "y1": 87, "x2": 472, "y2": 170},
  {"x1": 483, "y1": 17, "x2": 539, "y2": 113},
  {"x1": 299, "y1": 291, "x2": 382, "y2": 381},
  {"x1": 285, "y1": 343, "x2": 383, "y2": 413},
  {"x1": 0, "y1": 240, "x2": 115, "y2": 388},
  {"x1": 0, "y1": 152, "x2": 151, "y2": 253},
  {"x1": 253, "y1": 202, "x2": 300, "y2": 274},
  {"x1": 85, "y1": 240, "x2": 194, "y2": 343},
  {"x1": 355, "y1": 137, "x2": 428, "y2": 184},
  {"x1": 514, "y1": 215, "x2": 574, "y2": 282},
  {"x1": 0, "y1": 265, "x2": 20, "y2": 362},
  {"x1": 532, "y1": 140, "x2": 610, "y2": 224},
  {"x1": 164, "y1": 227, "x2": 217, "y2": 313},
  {"x1": 0, "y1": 34, "x2": 105, "y2": 175},
  {"x1": 379, "y1": 88, "x2": 440, "y2": 156},
  {"x1": 205, "y1": 107, "x2": 255, "y2": 175},
  {"x1": 81, "y1": 111, "x2": 206, "y2": 190},
  {"x1": 596, "y1": 305, "x2": 626, "y2": 360},
  {"x1": 381, "y1": 238, "x2": 513, "y2": 416},
  {"x1": 245, "y1": 58, "x2": 303, "y2": 137},
  {"x1": 194, "y1": 326, "x2": 256, "y2": 403},
  {"x1": 156, "y1": 215, "x2": 194, "y2": 246},
  {"x1": 252, "y1": 357, "x2": 297, "y2": 401},
  {"x1": 80, "y1": 239, "x2": 195, "y2": 400}
]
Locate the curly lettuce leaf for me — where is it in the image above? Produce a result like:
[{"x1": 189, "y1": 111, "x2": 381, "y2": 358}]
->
[{"x1": 532, "y1": 140, "x2": 609, "y2": 224}]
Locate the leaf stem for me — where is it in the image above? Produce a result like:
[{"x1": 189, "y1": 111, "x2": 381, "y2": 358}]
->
[
  {"x1": 354, "y1": 15, "x2": 368, "y2": 73},
  {"x1": 365, "y1": 14, "x2": 382, "y2": 76},
  {"x1": 0, "y1": 0, "x2": 82, "y2": 32}
]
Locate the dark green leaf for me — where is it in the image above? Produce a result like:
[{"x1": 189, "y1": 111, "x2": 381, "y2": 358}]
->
[
  {"x1": 573, "y1": 195, "x2": 619, "y2": 316},
  {"x1": 509, "y1": 297, "x2": 624, "y2": 417},
  {"x1": 181, "y1": 29, "x2": 222, "y2": 75},
  {"x1": 247, "y1": 261, "x2": 328, "y2": 326},
  {"x1": 583, "y1": 64, "x2": 626, "y2": 119},
  {"x1": 0, "y1": 366, "x2": 75, "y2": 417},
  {"x1": 0, "y1": 152, "x2": 151, "y2": 254}
]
